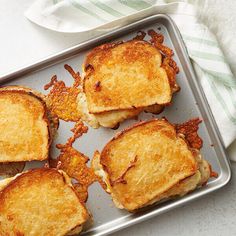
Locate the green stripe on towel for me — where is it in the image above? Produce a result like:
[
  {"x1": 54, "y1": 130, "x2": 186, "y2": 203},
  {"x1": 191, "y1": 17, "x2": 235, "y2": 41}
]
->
[
  {"x1": 190, "y1": 50, "x2": 226, "y2": 62},
  {"x1": 207, "y1": 75, "x2": 236, "y2": 124},
  {"x1": 89, "y1": 0, "x2": 124, "y2": 17},
  {"x1": 227, "y1": 87, "x2": 236, "y2": 109},
  {"x1": 182, "y1": 34, "x2": 218, "y2": 47},
  {"x1": 70, "y1": 0, "x2": 107, "y2": 22},
  {"x1": 118, "y1": 0, "x2": 151, "y2": 11},
  {"x1": 205, "y1": 69, "x2": 236, "y2": 88}
]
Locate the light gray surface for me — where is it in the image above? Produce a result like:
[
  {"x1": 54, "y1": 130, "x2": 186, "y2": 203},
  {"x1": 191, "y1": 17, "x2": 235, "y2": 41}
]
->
[{"x1": 1, "y1": 1, "x2": 236, "y2": 235}]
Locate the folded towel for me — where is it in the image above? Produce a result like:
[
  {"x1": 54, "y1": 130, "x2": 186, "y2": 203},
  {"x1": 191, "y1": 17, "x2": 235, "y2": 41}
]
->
[{"x1": 25, "y1": 0, "x2": 236, "y2": 156}]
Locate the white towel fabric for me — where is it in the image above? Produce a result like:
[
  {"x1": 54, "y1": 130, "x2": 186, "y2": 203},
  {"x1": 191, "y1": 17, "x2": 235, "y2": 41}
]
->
[{"x1": 25, "y1": 0, "x2": 236, "y2": 156}]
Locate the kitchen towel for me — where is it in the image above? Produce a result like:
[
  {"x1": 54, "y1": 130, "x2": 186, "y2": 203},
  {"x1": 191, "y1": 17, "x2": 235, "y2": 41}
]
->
[{"x1": 25, "y1": 0, "x2": 236, "y2": 158}]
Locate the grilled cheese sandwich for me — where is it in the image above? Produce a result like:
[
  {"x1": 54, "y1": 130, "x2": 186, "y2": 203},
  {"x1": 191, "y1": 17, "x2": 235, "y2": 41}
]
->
[
  {"x1": 92, "y1": 119, "x2": 215, "y2": 211},
  {"x1": 0, "y1": 168, "x2": 89, "y2": 236},
  {"x1": 79, "y1": 30, "x2": 179, "y2": 129}
]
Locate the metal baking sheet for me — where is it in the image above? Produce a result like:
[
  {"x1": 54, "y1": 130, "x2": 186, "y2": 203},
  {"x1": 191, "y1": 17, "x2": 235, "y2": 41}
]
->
[{"x1": 0, "y1": 14, "x2": 231, "y2": 236}]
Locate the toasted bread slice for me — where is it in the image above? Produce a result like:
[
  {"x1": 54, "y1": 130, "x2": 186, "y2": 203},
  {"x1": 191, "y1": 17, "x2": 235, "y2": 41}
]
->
[
  {"x1": 0, "y1": 86, "x2": 59, "y2": 139},
  {"x1": 92, "y1": 119, "x2": 212, "y2": 211},
  {"x1": 0, "y1": 168, "x2": 89, "y2": 236},
  {"x1": 83, "y1": 40, "x2": 171, "y2": 113},
  {"x1": 0, "y1": 87, "x2": 51, "y2": 162}
]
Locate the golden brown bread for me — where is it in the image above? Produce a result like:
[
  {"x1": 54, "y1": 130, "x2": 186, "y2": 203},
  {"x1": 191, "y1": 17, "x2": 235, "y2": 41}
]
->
[
  {"x1": 0, "y1": 86, "x2": 58, "y2": 163},
  {"x1": 79, "y1": 32, "x2": 179, "y2": 129},
  {"x1": 0, "y1": 168, "x2": 89, "y2": 236},
  {"x1": 0, "y1": 85, "x2": 59, "y2": 140},
  {"x1": 83, "y1": 40, "x2": 171, "y2": 114},
  {"x1": 92, "y1": 119, "x2": 213, "y2": 211},
  {"x1": 0, "y1": 89, "x2": 49, "y2": 162}
]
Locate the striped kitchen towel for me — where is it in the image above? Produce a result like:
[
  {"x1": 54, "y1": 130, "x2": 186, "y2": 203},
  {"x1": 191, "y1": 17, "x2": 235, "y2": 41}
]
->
[{"x1": 25, "y1": 1, "x2": 236, "y2": 154}]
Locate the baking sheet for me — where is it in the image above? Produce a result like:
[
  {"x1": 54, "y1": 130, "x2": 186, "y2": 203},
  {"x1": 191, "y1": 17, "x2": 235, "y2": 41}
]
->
[{"x1": 0, "y1": 14, "x2": 231, "y2": 236}]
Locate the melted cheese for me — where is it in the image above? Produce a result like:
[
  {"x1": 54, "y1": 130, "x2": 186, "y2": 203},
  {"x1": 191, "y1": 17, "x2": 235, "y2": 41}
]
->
[{"x1": 77, "y1": 92, "x2": 163, "y2": 129}]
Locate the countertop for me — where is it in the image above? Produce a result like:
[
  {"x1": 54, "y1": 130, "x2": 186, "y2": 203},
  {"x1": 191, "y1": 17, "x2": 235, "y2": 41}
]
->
[{"x1": 1, "y1": 1, "x2": 236, "y2": 235}]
